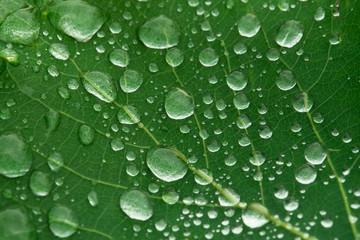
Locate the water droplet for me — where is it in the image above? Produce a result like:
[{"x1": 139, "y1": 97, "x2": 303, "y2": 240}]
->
[
  {"x1": 120, "y1": 69, "x2": 143, "y2": 93},
  {"x1": 83, "y1": 71, "x2": 117, "y2": 103},
  {"x1": 259, "y1": 126, "x2": 273, "y2": 139},
  {"x1": 284, "y1": 197, "x2": 299, "y2": 211},
  {"x1": 199, "y1": 47, "x2": 219, "y2": 67},
  {"x1": 238, "y1": 134, "x2": 250, "y2": 147},
  {"x1": 120, "y1": 189, "x2": 153, "y2": 221},
  {"x1": 146, "y1": 147, "x2": 187, "y2": 182},
  {"x1": 266, "y1": 48, "x2": 279, "y2": 61},
  {"x1": 295, "y1": 163, "x2": 317, "y2": 184},
  {"x1": 321, "y1": 218, "x2": 333, "y2": 228},
  {"x1": 249, "y1": 151, "x2": 266, "y2": 166},
  {"x1": 49, "y1": 43, "x2": 70, "y2": 60},
  {"x1": 194, "y1": 169, "x2": 213, "y2": 185},
  {"x1": 166, "y1": 47, "x2": 184, "y2": 67},
  {"x1": 165, "y1": 89, "x2": 194, "y2": 120},
  {"x1": 48, "y1": 204, "x2": 79, "y2": 238},
  {"x1": 155, "y1": 219, "x2": 167, "y2": 231},
  {"x1": 225, "y1": 154, "x2": 237, "y2": 166},
  {"x1": 48, "y1": 152, "x2": 63, "y2": 172},
  {"x1": 88, "y1": 191, "x2": 98, "y2": 207},
  {"x1": 29, "y1": 171, "x2": 52, "y2": 197},
  {"x1": 0, "y1": 206, "x2": 36, "y2": 240},
  {"x1": 78, "y1": 124, "x2": 95, "y2": 145},
  {"x1": 329, "y1": 34, "x2": 340, "y2": 45},
  {"x1": 126, "y1": 163, "x2": 139, "y2": 177},
  {"x1": 162, "y1": 188, "x2": 179, "y2": 204},
  {"x1": 276, "y1": 20, "x2": 304, "y2": 48},
  {"x1": 139, "y1": 15, "x2": 179, "y2": 49},
  {"x1": 109, "y1": 49, "x2": 129, "y2": 67},
  {"x1": 207, "y1": 140, "x2": 220, "y2": 152},
  {"x1": 313, "y1": 112, "x2": 324, "y2": 123},
  {"x1": 226, "y1": 71, "x2": 248, "y2": 91},
  {"x1": 237, "y1": 13, "x2": 261, "y2": 38},
  {"x1": 47, "y1": 65, "x2": 59, "y2": 77},
  {"x1": 233, "y1": 42, "x2": 247, "y2": 55},
  {"x1": 44, "y1": 109, "x2": 60, "y2": 134},
  {"x1": 111, "y1": 138, "x2": 124, "y2": 151},
  {"x1": 148, "y1": 182, "x2": 159, "y2": 193},
  {"x1": 0, "y1": 9, "x2": 40, "y2": 45},
  {"x1": 117, "y1": 105, "x2": 141, "y2": 124},
  {"x1": 314, "y1": 7, "x2": 325, "y2": 21},
  {"x1": 109, "y1": 21, "x2": 122, "y2": 34},
  {"x1": 292, "y1": 92, "x2": 313, "y2": 112},
  {"x1": 0, "y1": 133, "x2": 32, "y2": 178},
  {"x1": 67, "y1": 79, "x2": 79, "y2": 90},
  {"x1": 218, "y1": 188, "x2": 240, "y2": 206},
  {"x1": 236, "y1": 114, "x2": 251, "y2": 129},
  {"x1": 304, "y1": 142, "x2": 327, "y2": 165},
  {"x1": 48, "y1": 1, "x2": 105, "y2": 42},
  {"x1": 274, "y1": 185, "x2": 288, "y2": 199},
  {"x1": 242, "y1": 204, "x2": 269, "y2": 228},
  {"x1": 233, "y1": 93, "x2": 250, "y2": 110},
  {"x1": 276, "y1": 70, "x2": 296, "y2": 91}
]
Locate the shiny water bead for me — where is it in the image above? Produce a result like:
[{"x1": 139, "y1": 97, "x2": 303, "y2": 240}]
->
[
  {"x1": 199, "y1": 47, "x2": 219, "y2": 67},
  {"x1": 119, "y1": 69, "x2": 143, "y2": 93},
  {"x1": 146, "y1": 147, "x2": 187, "y2": 182},
  {"x1": 276, "y1": 20, "x2": 304, "y2": 48},
  {"x1": 83, "y1": 71, "x2": 117, "y2": 103},
  {"x1": 49, "y1": 43, "x2": 70, "y2": 60},
  {"x1": 48, "y1": 204, "x2": 79, "y2": 238},
  {"x1": 226, "y1": 71, "x2": 248, "y2": 91},
  {"x1": 237, "y1": 13, "x2": 261, "y2": 38},
  {"x1": 0, "y1": 133, "x2": 32, "y2": 178},
  {"x1": 120, "y1": 189, "x2": 153, "y2": 221},
  {"x1": 304, "y1": 142, "x2": 327, "y2": 165},
  {"x1": 109, "y1": 49, "x2": 129, "y2": 67},
  {"x1": 166, "y1": 47, "x2": 184, "y2": 67},
  {"x1": 139, "y1": 15, "x2": 179, "y2": 49},
  {"x1": 295, "y1": 163, "x2": 317, "y2": 184},
  {"x1": 165, "y1": 89, "x2": 194, "y2": 120},
  {"x1": 276, "y1": 70, "x2": 296, "y2": 91},
  {"x1": 48, "y1": 0, "x2": 105, "y2": 42},
  {"x1": 117, "y1": 105, "x2": 141, "y2": 124}
]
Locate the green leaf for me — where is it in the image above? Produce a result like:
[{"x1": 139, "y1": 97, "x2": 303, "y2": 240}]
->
[{"x1": 1, "y1": 0, "x2": 360, "y2": 240}]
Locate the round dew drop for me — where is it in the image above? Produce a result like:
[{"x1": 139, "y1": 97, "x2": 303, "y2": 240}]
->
[
  {"x1": 162, "y1": 188, "x2": 179, "y2": 205},
  {"x1": 242, "y1": 204, "x2": 269, "y2": 228},
  {"x1": 276, "y1": 20, "x2": 304, "y2": 48},
  {"x1": 218, "y1": 188, "x2": 240, "y2": 207},
  {"x1": 0, "y1": 133, "x2": 33, "y2": 178},
  {"x1": 117, "y1": 105, "x2": 141, "y2": 124},
  {"x1": 276, "y1": 70, "x2": 296, "y2": 91},
  {"x1": 83, "y1": 71, "x2": 117, "y2": 103},
  {"x1": 119, "y1": 69, "x2": 143, "y2": 93},
  {"x1": 249, "y1": 151, "x2": 266, "y2": 166},
  {"x1": 165, "y1": 89, "x2": 194, "y2": 120},
  {"x1": 120, "y1": 189, "x2": 153, "y2": 221},
  {"x1": 166, "y1": 47, "x2": 184, "y2": 67},
  {"x1": 146, "y1": 147, "x2": 187, "y2": 182},
  {"x1": 29, "y1": 171, "x2": 52, "y2": 197},
  {"x1": 237, "y1": 13, "x2": 261, "y2": 38},
  {"x1": 109, "y1": 49, "x2": 129, "y2": 67},
  {"x1": 88, "y1": 191, "x2": 99, "y2": 207},
  {"x1": 78, "y1": 124, "x2": 95, "y2": 145},
  {"x1": 292, "y1": 92, "x2": 313, "y2": 112},
  {"x1": 304, "y1": 142, "x2": 327, "y2": 165},
  {"x1": 295, "y1": 163, "x2": 317, "y2": 184},
  {"x1": 233, "y1": 92, "x2": 250, "y2": 110},
  {"x1": 199, "y1": 47, "x2": 219, "y2": 67},
  {"x1": 48, "y1": 204, "x2": 79, "y2": 238},
  {"x1": 226, "y1": 71, "x2": 248, "y2": 91},
  {"x1": 139, "y1": 15, "x2": 179, "y2": 49},
  {"x1": 49, "y1": 43, "x2": 70, "y2": 60}
]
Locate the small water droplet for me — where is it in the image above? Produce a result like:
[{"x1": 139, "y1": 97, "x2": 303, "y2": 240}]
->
[
  {"x1": 117, "y1": 105, "x2": 141, "y2": 124},
  {"x1": 166, "y1": 47, "x2": 184, "y2": 67},
  {"x1": 162, "y1": 188, "x2": 179, "y2": 204}
]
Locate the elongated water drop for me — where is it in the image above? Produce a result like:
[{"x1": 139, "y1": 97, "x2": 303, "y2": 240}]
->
[
  {"x1": 0, "y1": 133, "x2": 32, "y2": 178},
  {"x1": 120, "y1": 189, "x2": 153, "y2": 221},
  {"x1": 165, "y1": 89, "x2": 194, "y2": 120},
  {"x1": 78, "y1": 124, "x2": 95, "y2": 145},
  {"x1": 218, "y1": 188, "x2": 240, "y2": 207},
  {"x1": 139, "y1": 15, "x2": 179, "y2": 49},
  {"x1": 146, "y1": 147, "x2": 187, "y2": 182},
  {"x1": 48, "y1": 152, "x2": 63, "y2": 172},
  {"x1": 49, "y1": 43, "x2": 70, "y2": 60},
  {"x1": 29, "y1": 171, "x2": 52, "y2": 197}
]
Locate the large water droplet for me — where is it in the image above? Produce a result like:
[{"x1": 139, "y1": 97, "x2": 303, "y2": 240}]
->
[
  {"x1": 218, "y1": 188, "x2": 240, "y2": 207},
  {"x1": 0, "y1": 9, "x2": 40, "y2": 45},
  {"x1": 236, "y1": 114, "x2": 251, "y2": 129},
  {"x1": 120, "y1": 69, "x2": 143, "y2": 93},
  {"x1": 242, "y1": 204, "x2": 269, "y2": 228},
  {"x1": 194, "y1": 169, "x2": 213, "y2": 185},
  {"x1": 109, "y1": 49, "x2": 129, "y2": 67},
  {"x1": 49, "y1": 43, "x2": 70, "y2": 60},
  {"x1": 48, "y1": 152, "x2": 63, "y2": 172},
  {"x1": 165, "y1": 89, "x2": 194, "y2": 120},
  {"x1": 0, "y1": 206, "x2": 36, "y2": 240},
  {"x1": 276, "y1": 70, "x2": 296, "y2": 91},
  {"x1": 78, "y1": 124, "x2": 95, "y2": 145},
  {"x1": 83, "y1": 71, "x2": 117, "y2": 103},
  {"x1": 29, "y1": 171, "x2": 52, "y2": 197},
  {"x1": 226, "y1": 71, "x2": 248, "y2": 91},
  {"x1": 295, "y1": 163, "x2": 317, "y2": 184},
  {"x1": 117, "y1": 105, "x2": 141, "y2": 124},
  {"x1": 304, "y1": 142, "x2": 327, "y2": 165},
  {"x1": 199, "y1": 47, "x2": 219, "y2": 67},
  {"x1": 146, "y1": 147, "x2": 187, "y2": 182},
  {"x1": 48, "y1": 204, "x2": 79, "y2": 238},
  {"x1": 48, "y1": 1, "x2": 105, "y2": 42},
  {"x1": 249, "y1": 151, "x2": 266, "y2": 166},
  {"x1": 166, "y1": 47, "x2": 184, "y2": 67},
  {"x1": 0, "y1": 133, "x2": 32, "y2": 178},
  {"x1": 276, "y1": 20, "x2": 303, "y2": 48},
  {"x1": 139, "y1": 15, "x2": 179, "y2": 49},
  {"x1": 237, "y1": 13, "x2": 261, "y2": 38},
  {"x1": 233, "y1": 93, "x2": 250, "y2": 110},
  {"x1": 292, "y1": 92, "x2": 313, "y2": 112},
  {"x1": 120, "y1": 189, "x2": 153, "y2": 221},
  {"x1": 314, "y1": 7, "x2": 325, "y2": 21},
  {"x1": 162, "y1": 188, "x2": 179, "y2": 204}
]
